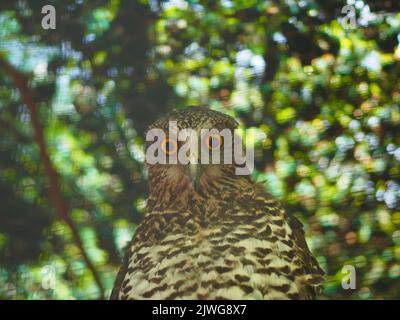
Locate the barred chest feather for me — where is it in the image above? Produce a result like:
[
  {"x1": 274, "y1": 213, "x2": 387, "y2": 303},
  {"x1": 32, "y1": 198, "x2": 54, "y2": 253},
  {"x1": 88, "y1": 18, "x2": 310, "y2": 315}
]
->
[{"x1": 113, "y1": 189, "x2": 323, "y2": 300}]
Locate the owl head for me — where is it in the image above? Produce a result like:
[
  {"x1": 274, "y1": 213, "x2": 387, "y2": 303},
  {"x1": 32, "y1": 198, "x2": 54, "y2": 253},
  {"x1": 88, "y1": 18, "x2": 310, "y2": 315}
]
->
[{"x1": 144, "y1": 107, "x2": 251, "y2": 197}]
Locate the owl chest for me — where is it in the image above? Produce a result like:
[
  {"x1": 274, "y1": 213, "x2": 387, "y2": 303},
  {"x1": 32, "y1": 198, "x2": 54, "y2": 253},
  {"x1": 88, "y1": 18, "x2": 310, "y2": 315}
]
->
[{"x1": 121, "y1": 215, "x2": 299, "y2": 299}]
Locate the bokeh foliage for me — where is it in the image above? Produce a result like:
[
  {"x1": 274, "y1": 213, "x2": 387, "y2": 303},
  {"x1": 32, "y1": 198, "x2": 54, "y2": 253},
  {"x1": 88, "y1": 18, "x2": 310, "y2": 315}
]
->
[{"x1": 0, "y1": 0, "x2": 399, "y2": 299}]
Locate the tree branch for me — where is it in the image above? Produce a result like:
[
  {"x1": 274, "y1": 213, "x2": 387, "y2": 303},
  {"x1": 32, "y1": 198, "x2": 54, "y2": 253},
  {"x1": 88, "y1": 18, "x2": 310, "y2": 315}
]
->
[{"x1": 0, "y1": 53, "x2": 105, "y2": 299}]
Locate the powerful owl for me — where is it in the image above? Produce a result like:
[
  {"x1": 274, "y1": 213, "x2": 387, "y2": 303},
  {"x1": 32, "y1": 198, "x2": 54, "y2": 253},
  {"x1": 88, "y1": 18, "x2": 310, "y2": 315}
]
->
[{"x1": 111, "y1": 107, "x2": 324, "y2": 300}]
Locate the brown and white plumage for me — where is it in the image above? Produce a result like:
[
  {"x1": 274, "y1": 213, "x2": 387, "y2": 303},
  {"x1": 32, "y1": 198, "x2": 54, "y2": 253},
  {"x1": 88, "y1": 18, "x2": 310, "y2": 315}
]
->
[{"x1": 111, "y1": 107, "x2": 324, "y2": 300}]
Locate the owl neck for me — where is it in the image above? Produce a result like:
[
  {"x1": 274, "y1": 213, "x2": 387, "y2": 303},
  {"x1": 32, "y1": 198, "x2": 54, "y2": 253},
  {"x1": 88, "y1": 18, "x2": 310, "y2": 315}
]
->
[{"x1": 146, "y1": 172, "x2": 253, "y2": 214}]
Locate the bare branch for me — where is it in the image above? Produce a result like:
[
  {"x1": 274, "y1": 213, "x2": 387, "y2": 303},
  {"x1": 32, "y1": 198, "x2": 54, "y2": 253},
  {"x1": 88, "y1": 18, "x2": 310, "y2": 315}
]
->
[{"x1": 0, "y1": 53, "x2": 106, "y2": 299}]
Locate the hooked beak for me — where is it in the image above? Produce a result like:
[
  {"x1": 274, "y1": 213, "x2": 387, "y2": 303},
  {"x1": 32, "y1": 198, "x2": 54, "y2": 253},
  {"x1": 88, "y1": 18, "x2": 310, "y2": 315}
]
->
[
  {"x1": 188, "y1": 163, "x2": 202, "y2": 191},
  {"x1": 187, "y1": 153, "x2": 202, "y2": 191}
]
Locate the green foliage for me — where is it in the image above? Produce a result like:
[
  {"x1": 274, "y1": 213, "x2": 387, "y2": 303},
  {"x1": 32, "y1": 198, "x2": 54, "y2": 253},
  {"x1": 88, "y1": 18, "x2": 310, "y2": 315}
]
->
[{"x1": 0, "y1": 0, "x2": 399, "y2": 299}]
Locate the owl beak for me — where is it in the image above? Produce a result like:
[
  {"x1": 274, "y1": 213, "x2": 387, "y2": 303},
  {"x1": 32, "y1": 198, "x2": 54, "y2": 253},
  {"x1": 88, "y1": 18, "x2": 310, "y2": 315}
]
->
[
  {"x1": 187, "y1": 148, "x2": 202, "y2": 191},
  {"x1": 188, "y1": 163, "x2": 201, "y2": 191}
]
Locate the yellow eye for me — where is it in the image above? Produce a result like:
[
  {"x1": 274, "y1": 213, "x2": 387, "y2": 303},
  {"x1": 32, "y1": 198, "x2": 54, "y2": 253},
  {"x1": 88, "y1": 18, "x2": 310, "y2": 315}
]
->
[
  {"x1": 161, "y1": 138, "x2": 178, "y2": 155},
  {"x1": 207, "y1": 134, "x2": 223, "y2": 150}
]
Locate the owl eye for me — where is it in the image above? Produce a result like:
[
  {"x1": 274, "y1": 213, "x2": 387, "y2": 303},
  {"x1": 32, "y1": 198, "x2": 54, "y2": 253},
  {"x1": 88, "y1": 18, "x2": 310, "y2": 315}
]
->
[
  {"x1": 206, "y1": 134, "x2": 223, "y2": 150},
  {"x1": 161, "y1": 138, "x2": 178, "y2": 155}
]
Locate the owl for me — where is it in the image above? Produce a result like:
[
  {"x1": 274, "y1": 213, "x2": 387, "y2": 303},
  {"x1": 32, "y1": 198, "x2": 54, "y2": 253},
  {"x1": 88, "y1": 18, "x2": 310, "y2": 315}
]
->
[{"x1": 111, "y1": 107, "x2": 324, "y2": 300}]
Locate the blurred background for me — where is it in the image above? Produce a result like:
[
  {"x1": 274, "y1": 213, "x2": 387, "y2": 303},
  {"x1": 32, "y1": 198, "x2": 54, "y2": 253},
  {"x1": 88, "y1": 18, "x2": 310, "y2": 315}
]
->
[{"x1": 0, "y1": 0, "x2": 399, "y2": 300}]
